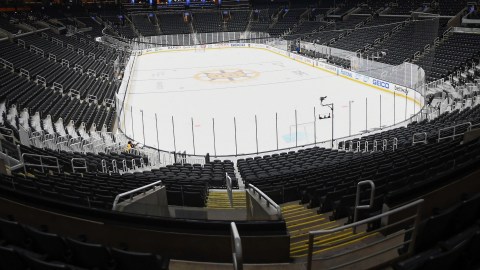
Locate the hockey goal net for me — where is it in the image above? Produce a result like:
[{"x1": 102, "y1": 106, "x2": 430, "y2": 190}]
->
[{"x1": 195, "y1": 45, "x2": 207, "y2": 53}]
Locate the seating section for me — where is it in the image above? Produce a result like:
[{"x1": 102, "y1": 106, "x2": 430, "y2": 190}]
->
[
  {"x1": 432, "y1": 0, "x2": 468, "y2": 16},
  {"x1": 0, "y1": 217, "x2": 170, "y2": 270},
  {"x1": 0, "y1": 16, "x2": 24, "y2": 35},
  {"x1": 341, "y1": 104, "x2": 480, "y2": 151},
  {"x1": 193, "y1": 12, "x2": 224, "y2": 33},
  {"x1": 225, "y1": 11, "x2": 250, "y2": 32},
  {"x1": 76, "y1": 17, "x2": 105, "y2": 38},
  {"x1": 132, "y1": 14, "x2": 158, "y2": 36},
  {"x1": 384, "y1": 0, "x2": 421, "y2": 15},
  {"x1": 331, "y1": 16, "x2": 405, "y2": 51},
  {"x1": 0, "y1": 67, "x2": 115, "y2": 132},
  {"x1": 286, "y1": 21, "x2": 329, "y2": 40},
  {"x1": 371, "y1": 18, "x2": 440, "y2": 65},
  {"x1": 249, "y1": 9, "x2": 276, "y2": 32},
  {"x1": 116, "y1": 25, "x2": 138, "y2": 39},
  {"x1": 299, "y1": 16, "x2": 367, "y2": 44},
  {"x1": 394, "y1": 194, "x2": 480, "y2": 270},
  {"x1": 415, "y1": 33, "x2": 480, "y2": 83},
  {"x1": 237, "y1": 104, "x2": 480, "y2": 218},
  {"x1": 158, "y1": 13, "x2": 191, "y2": 34},
  {"x1": 269, "y1": 8, "x2": 306, "y2": 37},
  {"x1": 158, "y1": 160, "x2": 237, "y2": 207},
  {"x1": 241, "y1": 136, "x2": 480, "y2": 222}
]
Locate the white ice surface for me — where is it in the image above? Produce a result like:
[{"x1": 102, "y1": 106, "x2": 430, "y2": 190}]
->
[{"x1": 122, "y1": 47, "x2": 418, "y2": 156}]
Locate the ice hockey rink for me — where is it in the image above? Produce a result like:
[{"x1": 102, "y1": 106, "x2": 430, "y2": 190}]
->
[{"x1": 122, "y1": 46, "x2": 421, "y2": 156}]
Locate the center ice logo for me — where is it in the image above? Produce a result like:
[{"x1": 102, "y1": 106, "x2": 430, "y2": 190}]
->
[{"x1": 194, "y1": 69, "x2": 259, "y2": 82}]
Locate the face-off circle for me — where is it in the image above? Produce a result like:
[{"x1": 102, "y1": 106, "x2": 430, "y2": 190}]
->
[{"x1": 194, "y1": 69, "x2": 260, "y2": 82}]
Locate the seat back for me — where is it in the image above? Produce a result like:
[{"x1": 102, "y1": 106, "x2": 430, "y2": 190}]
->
[
  {"x1": 111, "y1": 248, "x2": 168, "y2": 270},
  {"x1": 66, "y1": 238, "x2": 112, "y2": 269},
  {"x1": 0, "y1": 246, "x2": 25, "y2": 270}
]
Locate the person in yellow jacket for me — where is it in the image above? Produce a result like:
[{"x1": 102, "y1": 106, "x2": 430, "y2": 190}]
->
[{"x1": 126, "y1": 141, "x2": 133, "y2": 152}]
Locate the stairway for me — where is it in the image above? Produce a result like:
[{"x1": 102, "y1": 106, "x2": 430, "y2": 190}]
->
[
  {"x1": 206, "y1": 190, "x2": 246, "y2": 209},
  {"x1": 281, "y1": 203, "x2": 378, "y2": 259}
]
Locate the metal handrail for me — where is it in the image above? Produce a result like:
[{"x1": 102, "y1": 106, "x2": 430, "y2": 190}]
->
[
  {"x1": 306, "y1": 199, "x2": 424, "y2": 270},
  {"x1": 0, "y1": 127, "x2": 15, "y2": 139},
  {"x1": 112, "y1": 180, "x2": 163, "y2": 210},
  {"x1": 101, "y1": 159, "x2": 107, "y2": 173},
  {"x1": 122, "y1": 159, "x2": 128, "y2": 172},
  {"x1": 412, "y1": 132, "x2": 428, "y2": 145},
  {"x1": 112, "y1": 160, "x2": 118, "y2": 173},
  {"x1": 438, "y1": 122, "x2": 472, "y2": 142},
  {"x1": 373, "y1": 139, "x2": 379, "y2": 152},
  {"x1": 230, "y1": 222, "x2": 243, "y2": 270},
  {"x1": 247, "y1": 183, "x2": 282, "y2": 218},
  {"x1": 21, "y1": 153, "x2": 60, "y2": 173},
  {"x1": 71, "y1": 158, "x2": 88, "y2": 173},
  {"x1": 226, "y1": 173, "x2": 233, "y2": 208},
  {"x1": 353, "y1": 180, "x2": 375, "y2": 233}
]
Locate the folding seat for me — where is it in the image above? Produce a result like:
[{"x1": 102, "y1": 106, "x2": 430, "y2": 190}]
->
[
  {"x1": 0, "y1": 246, "x2": 26, "y2": 270},
  {"x1": 66, "y1": 238, "x2": 113, "y2": 270},
  {"x1": 452, "y1": 194, "x2": 480, "y2": 233},
  {"x1": 182, "y1": 191, "x2": 205, "y2": 207},
  {"x1": 26, "y1": 227, "x2": 69, "y2": 261},
  {"x1": 111, "y1": 248, "x2": 170, "y2": 270},
  {"x1": 421, "y1": 238, "x2": 469, "y2": 270},
  {"x1": 0, "y1": 218, "x2": 32, "y2": 249},
  {"x1": 166, "y1": 190, "x2": 183, "y2": 206},
  {"x1": 414, "y1": 204, "x2": 459, "y2": 253},
  {"x1": 22, "y1": 251, "x2": 78, "y2": 270}
]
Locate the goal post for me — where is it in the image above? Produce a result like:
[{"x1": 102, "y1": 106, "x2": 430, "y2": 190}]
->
[
  {"x1": 288, "y1": 121, "x2": 316, "y2": 143},
  {"x1": 195, "y1": 44, "x2": 207, "y2": 53}
]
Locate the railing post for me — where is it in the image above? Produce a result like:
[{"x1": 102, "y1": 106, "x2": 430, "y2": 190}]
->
[
  {"x1": 407, "y1": 201, "x2": 424, "y2": 255},
  {"x1": 234, "y1": 117, "x2": 238, "y2": 156},
  {"x1": 353, "y1": 180, "x2": 375, "y2": 234},
  {"x1": 307, "y1": 233, "x2": 314, "y2": 270},
  {"x1": 40, "y1": 156, "x2": 44, "y2": 173},
  {"x1": 230, "y1": 222, "x2": 243, "y2": 270}
]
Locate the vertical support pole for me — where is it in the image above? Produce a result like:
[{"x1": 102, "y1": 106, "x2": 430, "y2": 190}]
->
[
  {"x1": 295, "y1": 109, "x2": 298, "y2": 147},
  {"x1": 405, "y1": 93, "x2": 408, "y2": 120},
  {"x1": 171, "y1": 116, "x2": 177, "y2": 153},
  {"x1": 408, "y1": 202, "x2": 424, "y2": 255},
  {"x1": 234, "y1": 117, "x2": 238, "y2": 156},
  {"x1": 410, "y1": 62, "x2": 413, "y2": 90},
  {"x1": 141, "y1": 110, "x2": 145, "y2": 146},
  {"x1": 380, "y1": 95, "x2": 382, "y2": 129},
  {"x1": 255, "y1": 115, "x2": 258, "y2": 154},
  {"x1": 213, "y1": 118, "x2": 217, "y2": 156},
  {"x1": 414, "y1": 91, "x2": 417, "y2": 116},
  {"x1": 313, "y1": 107, "x2": 317, "y2": 144},
  {"x1": 394, "y1": 92, "x2": 396, "y2": 125},
  {"x1": 365, "y1": 97, "x2": 368, "y2": 132},
  {"x1": 307, "y1": 234, "x2": 314, "y2": 270},
  {"x1": 155, "y1": 113, "x2": 160, "y2": 156},
  {"x1": 191, "y1": 117, "x2": 196, "y2": 155},
  {"x1": 331, "y1": 104, "x2": 334, "y2": 148},
  {"x1": 123, "y1": 102, "x2": 126, "y2": 132},
  {"x1": 131, "y1": 106, "x2": 134, "y2": 139},
  {"x1": 349, "y1": 101, "x2": 352, "y2": 136},
  {"x1": 275, "y1": 112, "x2": 278, "y2": 150}
]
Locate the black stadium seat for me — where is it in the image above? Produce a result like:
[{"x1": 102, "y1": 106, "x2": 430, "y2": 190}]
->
[
  {"x1": 111, "y1": 248, "x2": 170, "y2": 270},
  {"x1": 26, "y1": 227, "x2": 70, "y2": 261},
  {"x1": 66, "y1": 238, "x2": 113, "y2": 270},
  {"x1": 0, "y1": 246, "x2": 27, "y2": 270}
]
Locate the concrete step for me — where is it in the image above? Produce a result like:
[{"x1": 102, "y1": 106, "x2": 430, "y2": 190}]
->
[{"x1": 207, "y1": 190, "x2": 246, "y2": 209}]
